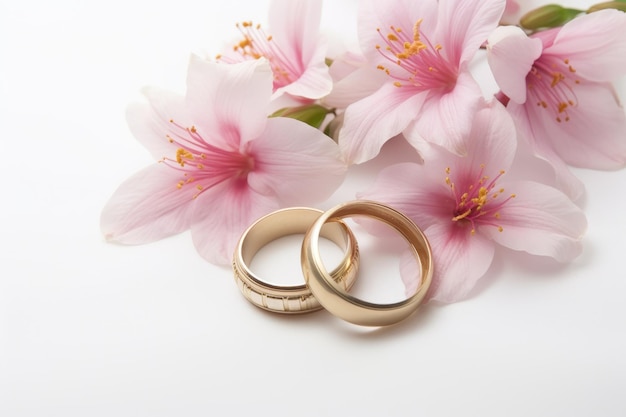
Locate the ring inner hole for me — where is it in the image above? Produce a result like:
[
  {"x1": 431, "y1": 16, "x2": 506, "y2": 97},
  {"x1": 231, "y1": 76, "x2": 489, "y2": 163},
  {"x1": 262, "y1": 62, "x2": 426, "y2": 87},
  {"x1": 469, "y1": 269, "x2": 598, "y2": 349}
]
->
[
  {"x1": 249, "y1": 234, "x2": 346, "y2": 287},
  {"x1": 336, "y1": 217, "x2": 421, "y2": 304}
]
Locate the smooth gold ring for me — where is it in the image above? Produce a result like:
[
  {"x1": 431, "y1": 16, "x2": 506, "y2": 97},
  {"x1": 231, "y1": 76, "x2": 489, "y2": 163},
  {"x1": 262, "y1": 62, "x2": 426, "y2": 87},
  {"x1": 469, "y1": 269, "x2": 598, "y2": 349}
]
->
[
  {"x1": 233, "y1": 207, "x2": 359, "y2": 314},
  {"x1": 301, "y1": 200, "x2": 433, "y2": 326}
]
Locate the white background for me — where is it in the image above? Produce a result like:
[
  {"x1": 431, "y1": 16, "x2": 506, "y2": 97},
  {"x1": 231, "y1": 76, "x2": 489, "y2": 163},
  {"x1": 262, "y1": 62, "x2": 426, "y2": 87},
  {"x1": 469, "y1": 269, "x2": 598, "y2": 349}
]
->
[{"x1": 1, "y1": 0, "x2": 625, "y2": 415}]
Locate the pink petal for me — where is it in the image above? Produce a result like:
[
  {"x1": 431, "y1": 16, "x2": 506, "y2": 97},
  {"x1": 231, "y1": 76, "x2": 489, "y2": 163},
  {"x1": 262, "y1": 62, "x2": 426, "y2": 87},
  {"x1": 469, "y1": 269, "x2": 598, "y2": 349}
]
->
[
  {"x1": 269, "y1": 0, "x2": 332, "y2": 100},
  {"x1": 508, "y1": 124, "x2": 586, "y2": 201},
  {"x1": 357, "y1": 0, "x2": 439, "y2": 63},
  {"x1": 268, "y1": 0, "x2": 322, "y2": 64},
  {"x1": 274, "y1": 43, "x2": 333, "y2": 100},
  {"x1": 415, "y1": 223, "x2": 496, "y2": 303},
  {"x1": 436, "y1": 0, "x2": 506, "y2": 66},
  {"x1": 339, "y1": 83, "x2": 428, "y2": 164},
  {"x1": 481, "y1": 180, "x2": 586, "y2": 262},
  {"x1": 524, "y1": 82, "x2": 626, "y2": 170},
  {"x1": 126, "y1": 88, "x2": 189, "y2": 161},
  {"x1": 460, "y1": 100, "x2": 518, "y2": 172},
  {"x1": 100, "y1": 164, "x2": 196, "y2": 244},
  {"x1": 190, "y1": 183, "x2": 280, "y2": 265},
  {"x1": 507, "y1": 102, "x2": 586, "y2": 200},
  {"x1": 185, "y1": 56, "x2": 273, "y2": 147},
  {"x1": 403, "y1": 72, "x2": 484, "y2": 156},
  {"x1": 547, "y1": 9, "x2": 626, "y2": 82},
  {"x1": 356, "y1": 162, "x2": 451, "y2": 230},
  {"x1": 323, "y1": 65, "x2": 387, "y2": 109},
  {"x1": 247, "y1": 117, "x2": 346, "y2": 205},
  {"x1": 399, "y1": 248, "x2": 422, "y2": 298},
  {"x1": 328, "y1": 51, "x2": 368, "y2": 82},
  {"x1": 501, "y1": 0, "x2": 521, "y2": 23},
  {"x1": 487, "y1": 25, "x2": 543, "y2": 104}
]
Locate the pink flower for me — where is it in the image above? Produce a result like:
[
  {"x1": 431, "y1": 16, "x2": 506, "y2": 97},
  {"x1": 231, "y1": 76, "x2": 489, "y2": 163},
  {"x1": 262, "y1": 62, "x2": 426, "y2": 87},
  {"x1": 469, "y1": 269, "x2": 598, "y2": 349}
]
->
[
  {"x1": 356, "y1": 102, "x2": 587, "y2": 303},
  {"x1": 336, "y1": 0, "x2": 506, "y2": 164},
  {"x1": 101, "y1": 56, "x2": 346, "y2": 265},
  {"x1": 487, "y1": 10, "x2": 626, "y2": 200},
  {"x1": 215, "y1": 0, "x2": 332, "y2": 102}
]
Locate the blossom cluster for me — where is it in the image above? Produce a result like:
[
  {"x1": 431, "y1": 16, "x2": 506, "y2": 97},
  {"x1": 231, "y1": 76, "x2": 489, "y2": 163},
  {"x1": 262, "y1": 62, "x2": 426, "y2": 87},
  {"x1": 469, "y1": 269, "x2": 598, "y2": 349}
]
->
[{"x1": 101, "y1": 0, "x2": 626, "y2": 303}]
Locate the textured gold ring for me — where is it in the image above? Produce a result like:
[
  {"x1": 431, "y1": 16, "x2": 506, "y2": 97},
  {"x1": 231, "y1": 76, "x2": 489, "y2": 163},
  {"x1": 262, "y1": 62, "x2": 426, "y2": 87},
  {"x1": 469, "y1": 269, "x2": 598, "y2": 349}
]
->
[
  {"x1": 301, "y1": 200, "x2": 433, "y2": 326},
  {"x1": 233, "y1": 207, "x2": 359, "y2": 314}
]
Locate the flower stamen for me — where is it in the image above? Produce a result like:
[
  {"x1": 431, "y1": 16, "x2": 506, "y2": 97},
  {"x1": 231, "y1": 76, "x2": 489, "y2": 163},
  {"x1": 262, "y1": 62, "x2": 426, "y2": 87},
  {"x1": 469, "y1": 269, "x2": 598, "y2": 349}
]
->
[
  {"x1": 216, "y1": 21, "x2": 299, "y2": 90},
  {"x1": 446, "y1": 166, "x2": 515, "y2": 234},
  {"x1": 163, "y1": 120, "x2": 255, "y2": 200},
  {"x1": 374, "y1": 19, "x2": 457, "y2": 90},
  {"x1": 528, "y1": 57, "x2": 580, "y2": 123}
]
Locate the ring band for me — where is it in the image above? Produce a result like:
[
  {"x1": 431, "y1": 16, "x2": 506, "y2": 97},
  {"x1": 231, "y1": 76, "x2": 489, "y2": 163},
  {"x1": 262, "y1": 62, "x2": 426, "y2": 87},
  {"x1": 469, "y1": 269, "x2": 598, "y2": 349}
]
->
[
  {"x1": 301, "y1": 200, "x2": 433, "y2": 326},
  {"x1": 233, "y1": 207, "x2": 359, "y2": 314}
]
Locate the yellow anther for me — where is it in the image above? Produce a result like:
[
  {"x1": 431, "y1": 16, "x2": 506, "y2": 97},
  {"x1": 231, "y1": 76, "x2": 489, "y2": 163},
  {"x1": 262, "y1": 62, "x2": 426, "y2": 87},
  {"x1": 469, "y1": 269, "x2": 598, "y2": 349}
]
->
[
  {"x1": 393, "y1": 81, "x2": 402, "y2": 87},
  {"x1": 412, "y1": 19, "x2": 423, "y2": 42},
  {"x1": 452, "y1": 208, "x2": 472, "y2": 222},
  {"x1": 551, "y1": 72, "x2": 565, "y2": 87},
  {"x1": 387, "y1": 33, "x2": 399, "y2": 41},
  {"x1": 176, "y1": 148, "x2": 194, "y2": 166}
]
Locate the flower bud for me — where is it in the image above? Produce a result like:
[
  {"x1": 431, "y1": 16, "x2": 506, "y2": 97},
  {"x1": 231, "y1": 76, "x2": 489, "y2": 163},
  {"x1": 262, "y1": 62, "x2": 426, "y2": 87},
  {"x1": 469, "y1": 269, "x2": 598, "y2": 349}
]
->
[
  {"x1": 587, "y1": 1, "x2": 626, "y2": 13},
  {"x1": 520, "y1": 4, "x2": 583, "y2": 30},
  {"x1": 270, "y1": 104, "x2": 334, "y2": 129}
]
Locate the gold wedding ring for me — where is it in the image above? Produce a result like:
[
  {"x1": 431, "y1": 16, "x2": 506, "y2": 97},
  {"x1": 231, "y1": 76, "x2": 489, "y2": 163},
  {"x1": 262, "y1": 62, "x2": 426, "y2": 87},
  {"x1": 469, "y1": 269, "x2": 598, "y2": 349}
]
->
[
  {"x1": 233, "y1": 208, "x2": 359, "y2": 314},
  {"x1": 301, "y1": 200, "x2": 433, "y2": 327}
]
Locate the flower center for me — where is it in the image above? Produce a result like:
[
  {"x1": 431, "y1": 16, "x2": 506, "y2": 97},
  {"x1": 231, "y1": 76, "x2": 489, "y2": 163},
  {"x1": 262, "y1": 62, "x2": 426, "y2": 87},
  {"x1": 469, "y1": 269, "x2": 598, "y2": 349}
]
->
[
  {"x1": 445, "y1": 165, "x2": 516, "y2": 234},
  {"x1": 527, "y1": 57, "x2": 580, "y2": 123},
  {"x1": 162, "y1": 120, "x2": 255, "y2": 200},
  {"x1": 216, "y1": 21, "x2": 298, "y2": 90},
  {"x1": 375, "y1": 19, "x2": 458, "y2": 90}
]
